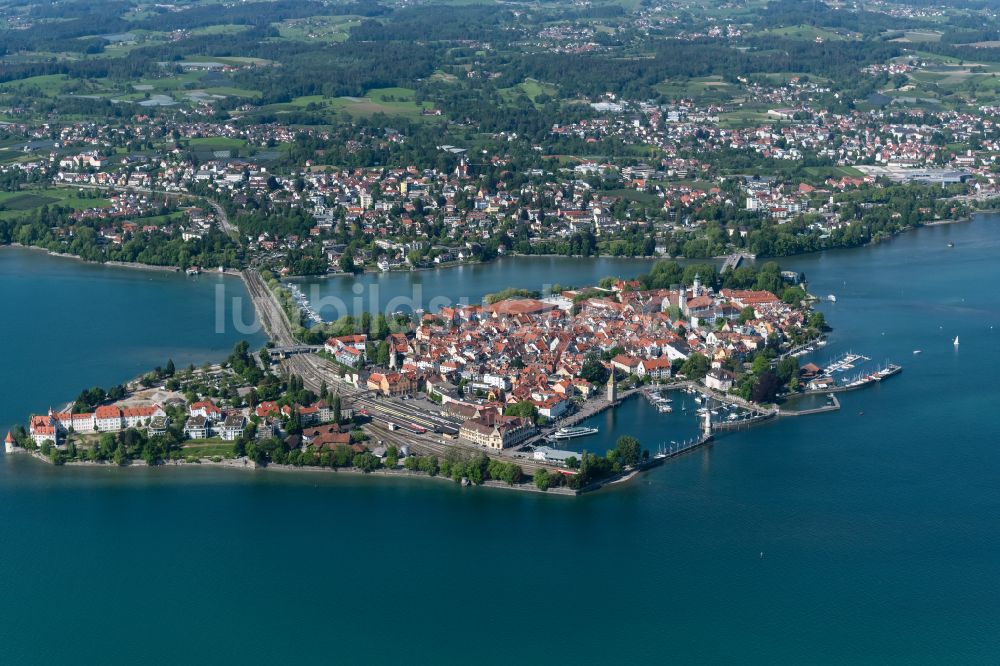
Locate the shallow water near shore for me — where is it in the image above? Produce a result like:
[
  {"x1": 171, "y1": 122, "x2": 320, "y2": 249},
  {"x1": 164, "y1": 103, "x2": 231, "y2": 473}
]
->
[{"x1": 1, "y1": 217, "x2": 999, "y2": 664}]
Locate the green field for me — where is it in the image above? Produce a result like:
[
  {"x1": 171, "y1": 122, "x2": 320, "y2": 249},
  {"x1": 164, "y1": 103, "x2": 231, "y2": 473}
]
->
[
  {"x1": 276, "y1": 15, "x2": 361, "y2": 43},
  {"x1": 499, "y1": 78, "x2": 559, "y2": 106},
  {"x1": 0, "y1": 192, "x2": 58, "y2": 210},
  {"x1": 803, "y1": 166, "x2": 863, "y2": 179},
  {"x1": 0, "y1": 188, "x2": 111, "y2": 220},
  {"x1": 755, "y1": 25, "x2": 851, "y2": 41},
  {"x1": 655, "y1": 76, "x2": 736, "y2": 103},
  {"x1": 718, "y1": 109, "x2": 776, "y2": 128},
  {"x1": 200, "y1": 86, "x2": 261, "y2": 99},
  {"x1": 279, "y1": 87, "x2": 439, "y2": 120},
  {"x1": 600, "y1": 188, "x2": 664, "y2": 206},
  {"x1": 186, "y1": 137, "x2": 248, "y2": 150},
  {"x1": 330, "y1": 87, "x2": 437, "y2": 118},
  {"x1": 0, "y1": 74, "x2": 73, "y2": 96}
]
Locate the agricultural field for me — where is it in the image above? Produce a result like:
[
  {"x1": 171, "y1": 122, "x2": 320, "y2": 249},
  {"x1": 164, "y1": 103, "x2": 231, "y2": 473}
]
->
[
  {"x1": 889, "y1": 30, "x2": 943, "y2": 44},
  {"x1": 0, "y1": 188, "x2": 111, "y2": 220},
  {"x1": 655, "y1": 76, "x2": 737, "y2": 103},
  {"x1": 276, "y1": 87, "x2": 440, "y2": 120},
  {"x1": 754, "y1": 25, "x2": 853, "y2": 41},
  {"x1": 499, "y1": 79, "x2": 559, "y2": 107},
  {"x1": 275, "y1": 15, "x2": 362, "y2": 42}
]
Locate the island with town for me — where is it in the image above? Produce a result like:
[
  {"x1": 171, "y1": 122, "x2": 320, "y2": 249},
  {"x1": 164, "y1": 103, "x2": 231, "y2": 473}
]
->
[
  {"x1": 11, "y1": 0, "x2": 990, "y2": 493},
  {"x1": 6, "y1": 257, "x2": 901, "y2": 494}
]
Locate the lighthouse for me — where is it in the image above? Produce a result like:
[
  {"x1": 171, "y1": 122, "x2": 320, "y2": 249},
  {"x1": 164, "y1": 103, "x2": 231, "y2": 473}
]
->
[
  {"x1": 701, "y1": 407, "x2": 712, "y2": 438},
  {"x1": 607, "y1": 372, "x2": 617, "y2": 403}
]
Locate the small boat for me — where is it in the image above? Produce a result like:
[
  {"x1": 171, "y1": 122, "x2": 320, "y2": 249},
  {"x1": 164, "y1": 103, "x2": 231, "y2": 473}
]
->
[
  {"x1": 947, "y1": 242, "x2": 955, "y2": 248},
  {"x1": 827, "y1": 294, "x2": 837, "y2": 302},
  {"x1": 954, "y1": 336, "x2": 960, "y2": 346},
  {"x1": 912, "y1": 350, "x2": 922, "y2": 355},
  {"x1": 185, "y1": 266, "x2": 200, "y2": 276}
]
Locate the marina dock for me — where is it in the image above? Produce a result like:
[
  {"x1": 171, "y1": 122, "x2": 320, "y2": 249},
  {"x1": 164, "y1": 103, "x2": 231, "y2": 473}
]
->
[
  {"x1": 823, "y1": 352, "x2": 870, "y2": 374},
  {"x1": 285, "y1": 283, "x2": 324, "y2": 325}
]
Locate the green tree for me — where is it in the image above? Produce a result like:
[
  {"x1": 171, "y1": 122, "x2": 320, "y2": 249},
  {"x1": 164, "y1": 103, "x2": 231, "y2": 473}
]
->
[
  {"x1": 504, "y1": 401, "x2": 539, "y2": 421},
  {"x1": 776, "y1": 357, "x2": 800, "y2": 385},
  {"x1": 680, "y1": 353, "x2": 710, "y2": 380},
  {"x1": 611, "y1": 435, "x2": 641, "y2": 467},
  {"x1": 353, "y1": 452, "x2": 380, "y2": 473},
  {"x1": 534, "y1": 468, "x2": 551, "y2": 491}
]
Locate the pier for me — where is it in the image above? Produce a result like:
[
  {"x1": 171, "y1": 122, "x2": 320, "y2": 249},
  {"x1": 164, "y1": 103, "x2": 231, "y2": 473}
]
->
[
  {"x1": 823, "y1": 352, "x2": 870, "y2": 374},
  {"x1": 778, "y1": 394, "x2": 841, "y2": 417},
  {"x1": 641, "y1": 382, "x2": 779, "y2": 432},
  {"x1": 804, "y1": 361, "x2": 902, "y2": 394},
  {"x1": 721, "y1": 252, "x2": 754, "y2": 272}
]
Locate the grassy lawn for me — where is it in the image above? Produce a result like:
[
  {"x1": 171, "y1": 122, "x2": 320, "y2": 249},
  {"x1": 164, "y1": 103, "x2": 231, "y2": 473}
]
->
[
  {"x1": 130, "y1": 211, "x2": 186, "y2": 226},
  {"x1": 181, "y1": 440, "x2": 235, "y2": 458}
]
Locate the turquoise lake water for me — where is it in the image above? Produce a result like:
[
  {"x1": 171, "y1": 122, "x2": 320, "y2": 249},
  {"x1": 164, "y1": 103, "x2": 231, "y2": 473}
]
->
[{"x1": 1, "y1": 220, "x2": 999, "y2": 664}]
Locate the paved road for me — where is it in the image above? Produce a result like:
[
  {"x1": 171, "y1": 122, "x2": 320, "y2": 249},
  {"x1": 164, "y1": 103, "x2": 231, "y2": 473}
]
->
[{"x1": 206, "y1": 199, "x2": 237, "y2": 239}]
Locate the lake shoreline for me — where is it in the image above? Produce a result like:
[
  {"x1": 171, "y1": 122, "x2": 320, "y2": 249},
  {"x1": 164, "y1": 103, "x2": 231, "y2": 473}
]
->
[
  {"x1": 1, "y1": 243, "x2": 244, "y2": 277},
  {"x1": 6, "y1": 447, "x2": 582, "y2": 495},
  {"x1": 5, "y1": 209, "x2": 986, "y2": 283}
]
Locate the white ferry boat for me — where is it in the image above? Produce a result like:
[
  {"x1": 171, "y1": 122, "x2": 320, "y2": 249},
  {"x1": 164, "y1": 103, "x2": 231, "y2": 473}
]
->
[{"x1": 547, "y1": 426, "x2": 599, "y2": 441}]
